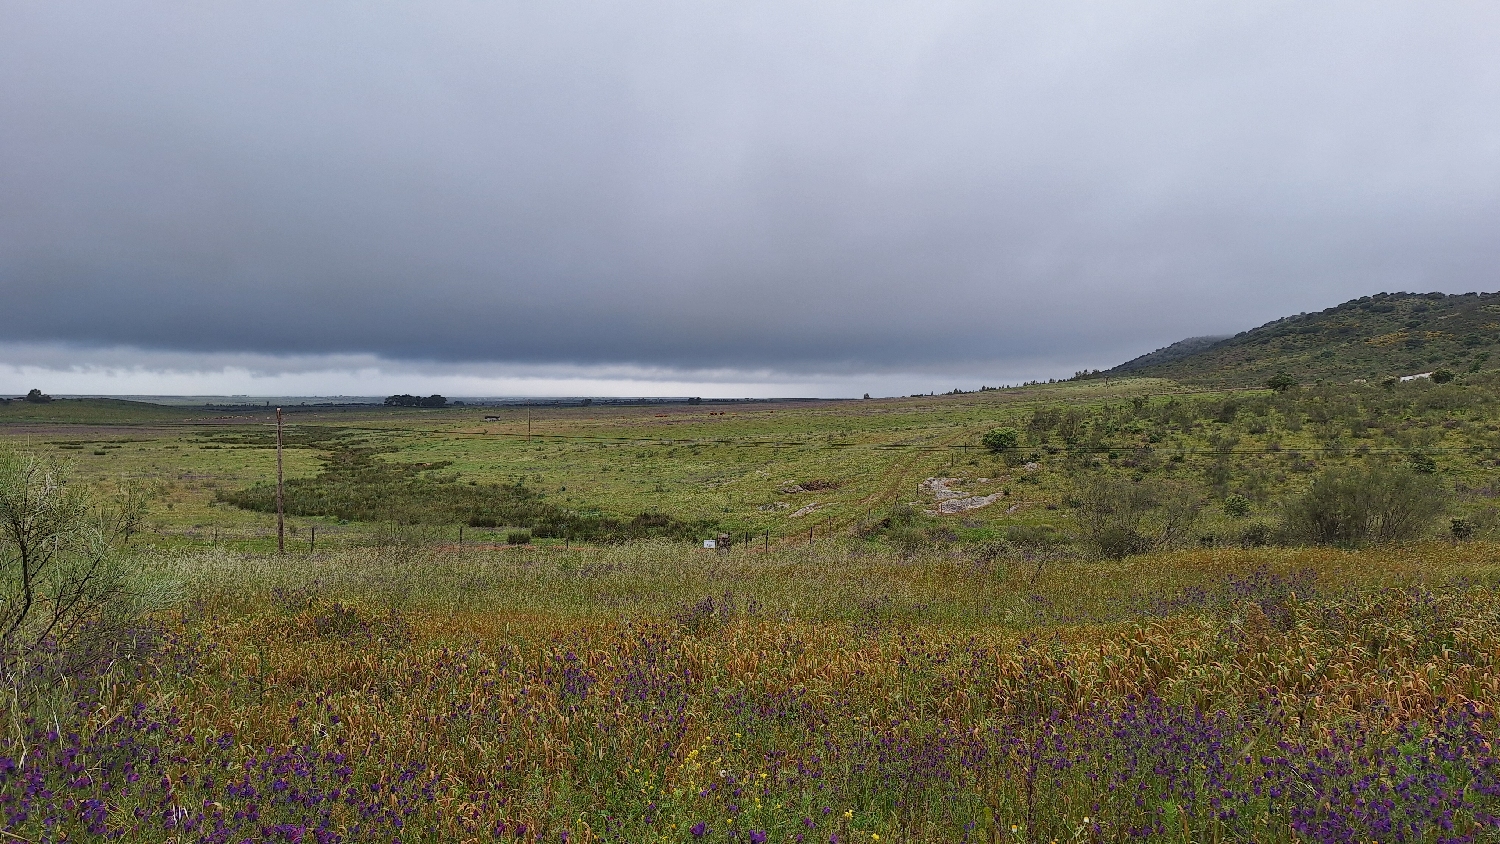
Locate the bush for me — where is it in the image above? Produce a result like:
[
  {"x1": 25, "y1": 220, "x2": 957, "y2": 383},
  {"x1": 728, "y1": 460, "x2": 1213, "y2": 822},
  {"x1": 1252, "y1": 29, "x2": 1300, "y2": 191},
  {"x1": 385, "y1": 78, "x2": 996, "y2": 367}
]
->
[
  {"x1": 1283, "y1": 463, "x2": 1446, "y2": 546},
  {"x1": 506, "y1": 530, "x2": 532, "y2": 545},
  {"x1": 1432, "y1": 369, "x2": 1456, "y2": 384},
  {"x1": 1239, "y1": 522, "x2": 1274, "y2": 547},
  {"x1": 1074, "y1": 477, "x2": 1200, "y2": 559},
  {"x1": 1267, "y1": 372, "x2": 1298, "y2": 392},
  {"x1": 1223, "y1": 494, "x2": 1251, "y2": 518},
  {"x1": 1, "y1": 450, "x2": 151, "y2": 694},
  {"x1": 982, "y1": 427, "x2": 1020, "y2": 453}
]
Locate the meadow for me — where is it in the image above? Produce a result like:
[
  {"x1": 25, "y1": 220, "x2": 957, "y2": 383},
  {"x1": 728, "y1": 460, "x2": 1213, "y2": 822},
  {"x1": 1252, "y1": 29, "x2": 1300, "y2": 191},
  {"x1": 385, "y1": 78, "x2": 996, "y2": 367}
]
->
[{"x1": 5, "y1": 378, "x2": 1500, "y2": 842}]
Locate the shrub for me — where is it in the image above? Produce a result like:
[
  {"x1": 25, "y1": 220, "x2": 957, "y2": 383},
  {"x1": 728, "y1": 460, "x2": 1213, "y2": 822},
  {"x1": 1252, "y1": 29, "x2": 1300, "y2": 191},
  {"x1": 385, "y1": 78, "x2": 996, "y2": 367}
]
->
[
  {"x1": 1432, "y1": 369, "x2": 1456, "y2": 384},
  {"x1": 506, "y1": 530, "x2": 532, "y2": 545},
  {"x1": 1223, "y1": 494, "x2": 1251, "y2": 518},
  {"x1": 1283, "y1": 463, "x2": 1446, "y2": 546},
  {"x1": 0, "y1": 450, "x2": 151, "y2": 695},
  {"x1": 1452, "y1": 518, "x2": 1476, "y2": 540},
  {"x1": 1266, "y1": 372, "x2": 1298, "y2": 392},
  {"x1": 1239, "y1": 522, "x2": 1274, "y2": 547},
  {"x1": 981, "y1": 427, "x2": 1020, "y2": 453},
  {"x1": 1074, "y1": 477, "x2": 1200, "y2": 559}
]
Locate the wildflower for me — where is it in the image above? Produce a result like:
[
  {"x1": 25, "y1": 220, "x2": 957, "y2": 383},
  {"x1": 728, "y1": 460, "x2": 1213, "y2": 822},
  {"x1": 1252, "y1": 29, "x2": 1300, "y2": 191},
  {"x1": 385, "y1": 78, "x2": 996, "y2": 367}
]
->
[
  {"x1": 750, "y1": 832, "x2": 768, "y2": 844},
  {"x1": 844, "y1": 809, "x2": 853, "y2": 818},
  {"x1": 690, "y1": 822, "x2": 707, "y2": 838}
]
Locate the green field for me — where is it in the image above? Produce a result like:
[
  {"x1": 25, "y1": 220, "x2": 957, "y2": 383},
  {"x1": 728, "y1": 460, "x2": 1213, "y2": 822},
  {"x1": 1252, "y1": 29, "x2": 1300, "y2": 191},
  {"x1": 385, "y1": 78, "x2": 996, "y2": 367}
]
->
[{"x1": 6, "y1": 374, "x2": 1498, "y2": 552}]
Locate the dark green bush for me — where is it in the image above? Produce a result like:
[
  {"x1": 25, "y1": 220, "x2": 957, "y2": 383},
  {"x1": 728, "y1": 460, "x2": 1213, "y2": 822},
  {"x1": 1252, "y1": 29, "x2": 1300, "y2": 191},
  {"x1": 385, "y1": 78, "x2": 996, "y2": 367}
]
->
[
  {"x1": 506, "y1": 530, "x2": 532, "y2": 545},
  {"x1": 1266, "y1": 372, "x2": 1297, "y2": 392},
  {"x1": 982, "y1": 427, "x2": 1020, "y2": 453}
]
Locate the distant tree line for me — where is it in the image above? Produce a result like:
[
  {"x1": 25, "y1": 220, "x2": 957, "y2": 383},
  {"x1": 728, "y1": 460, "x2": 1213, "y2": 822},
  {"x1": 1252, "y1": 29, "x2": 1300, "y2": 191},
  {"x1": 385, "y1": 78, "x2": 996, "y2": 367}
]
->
[{"x1": 384, "y1": 394, "x2": 447, "y2": 408}]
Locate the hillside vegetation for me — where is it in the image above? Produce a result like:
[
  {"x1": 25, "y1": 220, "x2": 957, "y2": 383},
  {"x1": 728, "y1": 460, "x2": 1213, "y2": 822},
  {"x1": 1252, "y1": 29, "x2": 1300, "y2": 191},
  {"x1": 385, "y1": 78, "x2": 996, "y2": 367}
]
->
[{"x1": 1105, "y1": 290, "x2": 1500, "y2": 386}]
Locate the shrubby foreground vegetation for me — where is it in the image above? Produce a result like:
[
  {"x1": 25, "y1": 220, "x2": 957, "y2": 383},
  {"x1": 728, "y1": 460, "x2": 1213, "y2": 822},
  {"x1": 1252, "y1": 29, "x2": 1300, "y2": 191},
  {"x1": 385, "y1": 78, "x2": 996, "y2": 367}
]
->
[{"x1": 9, "y1": 531, "x2": 1500, "y2": 842}]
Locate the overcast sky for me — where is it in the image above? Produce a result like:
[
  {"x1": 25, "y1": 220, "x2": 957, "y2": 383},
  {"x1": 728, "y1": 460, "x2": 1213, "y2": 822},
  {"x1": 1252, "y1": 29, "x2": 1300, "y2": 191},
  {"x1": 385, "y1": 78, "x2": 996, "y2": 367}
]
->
[{"x1": 3, "y1": 2, "x2": 1498, "y2": 397}]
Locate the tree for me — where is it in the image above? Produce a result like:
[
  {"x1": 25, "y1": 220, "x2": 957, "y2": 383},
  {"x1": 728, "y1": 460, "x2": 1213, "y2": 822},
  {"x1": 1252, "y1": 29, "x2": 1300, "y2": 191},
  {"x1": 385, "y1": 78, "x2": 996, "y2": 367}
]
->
[
  {"x1": 1266, "y1": 372, "x2": 1298, "y2": 393},
  {"x1": 0, "y1": 451, "x2": 148, "y2": 683},
  {"x1": 23, "y1": 389, "x2": 51, "y2": 404},
  {"x1": 1431, "y1": 369, "x2": 1455, "y2": 384},
  {"x1": 384, "y1": 394, "x2": 446, "y2": 408}
]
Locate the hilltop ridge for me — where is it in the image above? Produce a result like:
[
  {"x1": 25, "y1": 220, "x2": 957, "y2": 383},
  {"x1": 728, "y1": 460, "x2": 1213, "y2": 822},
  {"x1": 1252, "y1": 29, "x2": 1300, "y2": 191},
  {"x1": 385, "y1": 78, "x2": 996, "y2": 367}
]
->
[{"x1": 1100, "y1": 290, "x2": 1500, "y2": 386}]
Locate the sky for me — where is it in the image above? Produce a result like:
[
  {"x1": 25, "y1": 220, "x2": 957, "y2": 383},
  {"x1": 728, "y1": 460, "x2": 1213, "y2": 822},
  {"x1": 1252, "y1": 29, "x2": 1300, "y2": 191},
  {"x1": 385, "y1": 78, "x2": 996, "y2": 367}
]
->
[{"x1": 3, "y1": 2, "x2": 1498, "y2": 398}]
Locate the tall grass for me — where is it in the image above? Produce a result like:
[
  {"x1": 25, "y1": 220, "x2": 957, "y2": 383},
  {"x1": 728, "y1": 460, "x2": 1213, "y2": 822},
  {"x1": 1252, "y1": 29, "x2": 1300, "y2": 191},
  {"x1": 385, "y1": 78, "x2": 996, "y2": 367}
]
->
[{"x1": 9, "y1": 542, "x2": 1500, "y2": 842}]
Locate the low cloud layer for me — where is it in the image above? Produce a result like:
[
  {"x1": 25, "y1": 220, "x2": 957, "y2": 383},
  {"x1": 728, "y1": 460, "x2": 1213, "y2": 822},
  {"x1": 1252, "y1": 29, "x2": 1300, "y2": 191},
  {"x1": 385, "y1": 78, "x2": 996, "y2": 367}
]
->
[
  {"x1": 0, "y1": 343, "x2": 1083, "y2": 399},
  {"x1": 3, "y1": 3, "x2": 1498, "y2": 395}
]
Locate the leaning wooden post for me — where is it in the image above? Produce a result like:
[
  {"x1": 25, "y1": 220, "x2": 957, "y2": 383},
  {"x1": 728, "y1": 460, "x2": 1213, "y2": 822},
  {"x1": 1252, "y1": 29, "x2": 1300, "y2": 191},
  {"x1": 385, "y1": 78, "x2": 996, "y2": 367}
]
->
[{"x1": 276, "y1": 407, "x2": 285, "y2": 554}]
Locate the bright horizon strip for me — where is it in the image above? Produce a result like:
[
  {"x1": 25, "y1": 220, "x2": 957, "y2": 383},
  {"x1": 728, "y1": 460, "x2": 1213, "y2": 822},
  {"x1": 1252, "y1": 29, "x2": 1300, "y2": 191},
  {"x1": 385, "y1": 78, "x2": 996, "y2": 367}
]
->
[{"x1": 0, "y1": 343, "x2": 1097, "y2": 400}]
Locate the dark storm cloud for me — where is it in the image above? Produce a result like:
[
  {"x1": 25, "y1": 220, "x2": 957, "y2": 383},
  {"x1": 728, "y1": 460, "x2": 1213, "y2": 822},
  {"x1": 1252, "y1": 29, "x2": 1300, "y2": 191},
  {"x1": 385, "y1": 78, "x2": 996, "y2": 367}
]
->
[{"x1": 3, "y1": 2, "x2": 1498, "y2": 377}]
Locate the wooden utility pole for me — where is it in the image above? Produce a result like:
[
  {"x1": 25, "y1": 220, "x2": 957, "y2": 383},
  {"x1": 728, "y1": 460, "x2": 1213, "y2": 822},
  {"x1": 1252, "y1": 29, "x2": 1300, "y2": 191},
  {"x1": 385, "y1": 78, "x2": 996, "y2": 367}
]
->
[{"x1": 276, "y1": 407, "x2": 285, "y2": 554}]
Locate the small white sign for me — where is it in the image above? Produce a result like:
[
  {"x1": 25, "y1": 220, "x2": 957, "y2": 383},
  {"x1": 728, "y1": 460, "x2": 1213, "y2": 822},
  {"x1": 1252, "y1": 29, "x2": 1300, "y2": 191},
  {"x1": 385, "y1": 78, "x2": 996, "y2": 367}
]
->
[{"x1": 702, "y1": 539, "x2": 716, "y2": 549}]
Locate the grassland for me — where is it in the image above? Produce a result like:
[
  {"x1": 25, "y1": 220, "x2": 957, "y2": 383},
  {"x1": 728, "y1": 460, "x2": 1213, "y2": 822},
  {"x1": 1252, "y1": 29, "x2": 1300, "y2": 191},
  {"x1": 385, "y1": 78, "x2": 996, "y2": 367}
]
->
[
  {"x1": 7, "y1": 377, "x2": 1500, "y2": 841},
  {"x1": 7, "y1": 373, "x2": 1500, "y2": 553}
]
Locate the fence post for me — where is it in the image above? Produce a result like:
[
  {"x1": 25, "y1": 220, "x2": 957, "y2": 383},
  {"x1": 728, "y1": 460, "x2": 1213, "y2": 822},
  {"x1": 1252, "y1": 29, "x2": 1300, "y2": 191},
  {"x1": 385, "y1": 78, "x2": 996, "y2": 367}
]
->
[{"x1": 276, "y1": 407, "x2": 284, "y2": 555}]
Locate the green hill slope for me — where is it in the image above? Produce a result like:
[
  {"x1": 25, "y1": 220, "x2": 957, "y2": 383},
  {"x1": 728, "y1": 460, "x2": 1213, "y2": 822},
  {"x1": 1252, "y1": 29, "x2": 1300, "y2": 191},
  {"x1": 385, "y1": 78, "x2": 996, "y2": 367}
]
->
[
  {"x1": 1103, "y1": 290, "x2": 1500, "y2": 386},
  {"x1": 0, "y1": 397, "x2": 203, "y2": 424}
]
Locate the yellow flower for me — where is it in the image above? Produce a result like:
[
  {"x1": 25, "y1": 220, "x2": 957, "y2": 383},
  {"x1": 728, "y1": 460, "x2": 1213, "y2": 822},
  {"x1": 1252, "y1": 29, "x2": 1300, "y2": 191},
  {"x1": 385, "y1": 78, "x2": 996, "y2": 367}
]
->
[
  {"x1": 845, "y1": 810, "x2": 854, "y2": 818},
  {"x1": 872, "y1": 836, "x2": 880, "y2": 841}
]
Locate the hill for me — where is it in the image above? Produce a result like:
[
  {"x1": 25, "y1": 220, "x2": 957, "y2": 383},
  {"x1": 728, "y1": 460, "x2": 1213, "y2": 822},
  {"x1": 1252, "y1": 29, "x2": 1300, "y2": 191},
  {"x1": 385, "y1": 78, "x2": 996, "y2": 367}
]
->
[
  {"x1": 0, "y1": 396, "x2": 204, "y2": 424},
  {"x1": 1102, "y1": 290, "x2": 1500, "y2": 386},
  {"x1": 1108, "y1": 335, "x2": 1231, "y2": 374}
]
